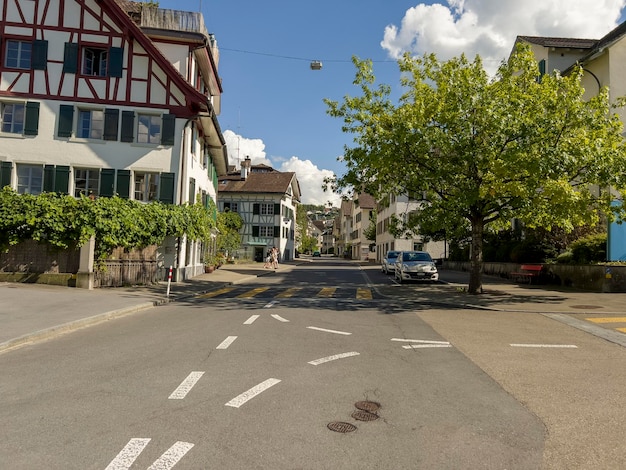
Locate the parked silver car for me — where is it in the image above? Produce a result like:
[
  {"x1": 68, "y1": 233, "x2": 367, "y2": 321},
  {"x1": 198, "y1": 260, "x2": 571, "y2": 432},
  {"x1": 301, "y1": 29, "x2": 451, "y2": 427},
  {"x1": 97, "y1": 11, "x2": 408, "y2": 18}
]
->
[
  {"x1": 381, "y1": 250, "x2": 400, "y2": 274},
  {"x1": 394, "y1": 251, "x2": 439, "y2": 283}
]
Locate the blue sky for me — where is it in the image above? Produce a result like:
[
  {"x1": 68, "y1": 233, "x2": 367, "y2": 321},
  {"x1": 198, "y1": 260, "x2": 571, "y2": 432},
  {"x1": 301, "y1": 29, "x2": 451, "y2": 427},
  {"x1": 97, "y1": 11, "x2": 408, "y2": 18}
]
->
[{"x1": 157, "y1": 0, "x2": 626, "y2": 205}]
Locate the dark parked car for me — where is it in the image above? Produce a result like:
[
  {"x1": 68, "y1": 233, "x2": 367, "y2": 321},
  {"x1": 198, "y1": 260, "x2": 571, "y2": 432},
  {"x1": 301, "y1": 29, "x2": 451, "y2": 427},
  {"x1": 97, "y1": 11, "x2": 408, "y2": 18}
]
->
[{"x1": 313, "y1": 251, "x2": 321, "y2": 257}]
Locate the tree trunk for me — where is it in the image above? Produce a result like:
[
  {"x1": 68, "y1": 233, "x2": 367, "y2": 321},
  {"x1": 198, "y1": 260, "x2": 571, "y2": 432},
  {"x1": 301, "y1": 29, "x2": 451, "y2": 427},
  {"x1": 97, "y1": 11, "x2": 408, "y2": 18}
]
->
[{"x1": 468, "y1": 218, "x2": 484, "y2": 294}]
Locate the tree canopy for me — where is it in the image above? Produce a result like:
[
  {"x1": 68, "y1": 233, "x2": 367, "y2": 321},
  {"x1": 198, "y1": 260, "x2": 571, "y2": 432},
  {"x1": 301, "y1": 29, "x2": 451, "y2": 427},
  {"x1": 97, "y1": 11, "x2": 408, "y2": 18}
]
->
[{"x1": 325, "y1": 43, "x2": 626, "y2": 293}]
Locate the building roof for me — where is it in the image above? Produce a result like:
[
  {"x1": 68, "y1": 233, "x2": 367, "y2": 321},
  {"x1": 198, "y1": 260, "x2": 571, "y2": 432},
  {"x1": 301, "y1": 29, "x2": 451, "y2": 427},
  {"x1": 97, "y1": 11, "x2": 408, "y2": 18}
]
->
[
  {"x1": 218, "y1": 171, "x2": 301, "y2": 202},
  {"x1": 517, "y1": 35, "x2": 598, "y2": 49},
  {"x1": 356, "y1": 193, "x2": 376, "y2": 209},
  {"x1": 340, "y1": 199, "x2": 352, "y2": 216}
]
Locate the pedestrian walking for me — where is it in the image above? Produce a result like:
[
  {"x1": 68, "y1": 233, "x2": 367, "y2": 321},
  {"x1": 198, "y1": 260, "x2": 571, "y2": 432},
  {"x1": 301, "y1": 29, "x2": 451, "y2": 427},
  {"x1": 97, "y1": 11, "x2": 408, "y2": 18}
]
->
[
  {"x1": 263, "y1": 250, "x2": 272, "y2": 268},
  {"x1": 271, "y1": 247, "x2": 279, "y2": 269}
]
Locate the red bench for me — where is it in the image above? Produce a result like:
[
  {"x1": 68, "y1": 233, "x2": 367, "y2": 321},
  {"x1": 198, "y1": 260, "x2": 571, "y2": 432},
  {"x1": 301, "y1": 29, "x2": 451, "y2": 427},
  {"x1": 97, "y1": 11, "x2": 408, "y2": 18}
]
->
[{"x1": 511, "y1": 264, "x2": 543, "y2": 284}]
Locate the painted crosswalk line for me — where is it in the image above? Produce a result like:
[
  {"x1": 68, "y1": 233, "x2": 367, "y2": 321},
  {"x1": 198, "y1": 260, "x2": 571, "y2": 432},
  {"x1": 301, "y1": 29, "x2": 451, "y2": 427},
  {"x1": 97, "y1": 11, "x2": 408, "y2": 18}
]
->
[
  {"x1": 168, "y1": 371, "x2": 205, "y2": 400},
  {"x1": 236, "y1": 287, "x2": 271, "y2": 298},
  {"x1": 196, "y1": 287, "x2": 235, "y2": 298},
  {"x1": 216, "y1": 336, "x2": 238, "y2": 349},
  {"x1": 585, "y1": 317, "x2": 626, "y2": 323},
  {"x1": 106, "y1": 439, "x2": 194, "y2": 470}
]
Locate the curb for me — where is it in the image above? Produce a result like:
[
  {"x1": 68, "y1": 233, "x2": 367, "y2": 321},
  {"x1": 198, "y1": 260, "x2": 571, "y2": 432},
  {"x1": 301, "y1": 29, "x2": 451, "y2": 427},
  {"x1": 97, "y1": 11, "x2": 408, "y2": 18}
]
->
[{"x1": 0, "y1": 301, "x2": 159, "y2": 355}]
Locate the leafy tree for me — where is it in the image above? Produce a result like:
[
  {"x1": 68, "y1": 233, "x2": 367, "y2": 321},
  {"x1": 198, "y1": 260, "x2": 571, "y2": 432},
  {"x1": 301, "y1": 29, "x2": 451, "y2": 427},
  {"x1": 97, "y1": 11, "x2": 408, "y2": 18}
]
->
[
  {"x1": 363, "y1": 211, "x2": 376, "y2": 241},
  {"x1": 216, "y1": 210, "x2": 243, "y2": 256},
  {"x1": 325, "y1": 44, "x2": 626, "y2": 293}
]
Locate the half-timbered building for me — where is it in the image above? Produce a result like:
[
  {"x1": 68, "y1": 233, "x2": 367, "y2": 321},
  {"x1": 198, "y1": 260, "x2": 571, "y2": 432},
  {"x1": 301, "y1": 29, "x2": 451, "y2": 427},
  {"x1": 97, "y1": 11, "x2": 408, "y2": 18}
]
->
[
  {"x1": 218, "y1": 157, "x2": 301, "y2": 263},
  {"x1": 0, "y1": 0, "x2": 228, "y2": 280}
]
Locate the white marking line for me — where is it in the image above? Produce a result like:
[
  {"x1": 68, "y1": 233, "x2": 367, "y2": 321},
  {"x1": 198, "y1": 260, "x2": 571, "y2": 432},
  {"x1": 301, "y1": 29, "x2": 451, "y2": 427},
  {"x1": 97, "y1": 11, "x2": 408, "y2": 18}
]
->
[
  {"x1": 403, "y1": 344, "x2": 453, "y2": 349},
  {"x1": 168, "y1": 371, "x2": 205, "y2": 400},
  {"x1": 147, "y1": 441, "x2": 194, "y2": 470},
  {"x1": 105, "y1": 438, "x2": 151, "y2": 470},
  {"x1": 307, "y1": 326, "x2": 352, "y2": 335},
  {"x1": 244, "y1": 315, "x2": 260, "y2": 325},
  {"x1": 510, "y1": 344, "x2": 578, "y2": 348},
  {"x1": 271, "y1": 314, "x2": 289, "y2": 322},
  {"x1": 308, "y1": 351, "x2": 360, "y2": 365},
  {"x1": 225, "y1": 378, "x2": 281, "y2": 408},
  {"x1": 216, "y1": 336, "x2": 238, "y2": 349},
  {"x1": 391, "y1": 338, "x2": 450, "y2": 345},
  {"x1": 264, "y1": 301, "x2": 278, "y2": 309}
]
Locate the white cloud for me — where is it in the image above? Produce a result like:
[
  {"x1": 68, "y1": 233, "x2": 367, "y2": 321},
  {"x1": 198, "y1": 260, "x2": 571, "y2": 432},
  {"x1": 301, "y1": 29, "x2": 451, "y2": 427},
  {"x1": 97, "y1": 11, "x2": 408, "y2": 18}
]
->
[
  {"x1": 223, "y1": 130, "x2": 343, "y2": 207},
  {"x1": 381, "y1": 0, "x2": 626, "y2": 73}
]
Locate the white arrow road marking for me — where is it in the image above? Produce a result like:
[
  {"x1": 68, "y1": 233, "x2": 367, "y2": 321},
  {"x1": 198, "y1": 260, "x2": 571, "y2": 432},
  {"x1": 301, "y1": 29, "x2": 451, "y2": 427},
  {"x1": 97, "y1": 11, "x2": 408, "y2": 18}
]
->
[
  {"x1": 147, "y1": 441, "x2": 194, "y2": 470},
  {"x1": 105, "y1": 438, "x2": 151, "y2": 470},
  {"x1": 168, "y1": 371, "x2": 205, "y2": 399},
  {"x1": 271, "y1": 314, "x2": 289, "y2": 322},
  {"x1": 225, "y1": 378, "x2": 281, "y2": 408},
  {"x1": 391, "y1": 338, "x2": 450, "y2": 345},
  {"x1": 403, "y1": 344, "x2": 452, "y2": 349},
  {"x1": 307, "y1": 326, "x2": 352, "y2": 335},
  {"x1": 216, "y1": 336, "x2": 238, "y2": 349},
  {"x1": 308, "y1": 352, "x2": 360, "y2": 365},
  {"x1": 510, "y1": 344, "x2": 578, "y2": 348},
  {"x1": 264, "y1": 301, "x2": 278, "y2": 308},
  {"x1": 244, "y1": 315, "x2": 260, "y2": 325}
]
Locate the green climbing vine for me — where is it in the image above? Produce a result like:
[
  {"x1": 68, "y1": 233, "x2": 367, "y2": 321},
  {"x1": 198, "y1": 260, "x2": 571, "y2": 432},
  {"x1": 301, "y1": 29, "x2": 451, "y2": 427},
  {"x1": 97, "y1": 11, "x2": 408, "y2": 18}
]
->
[{"x1": 0, "y1": 187, "x2": 215, "y2": 260}]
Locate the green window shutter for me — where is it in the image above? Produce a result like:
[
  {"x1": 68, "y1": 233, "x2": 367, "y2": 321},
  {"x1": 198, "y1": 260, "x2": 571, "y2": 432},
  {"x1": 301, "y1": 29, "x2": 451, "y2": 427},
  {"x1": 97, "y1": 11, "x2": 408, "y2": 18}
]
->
[
  {"x1": 538, "y1": 59, "x2": 546, "y2": 75},
  {"x1": 188, "y1": 177, "x2": 196, "y2": 203},
  {"x1": 63, "y1": 43, "x2": 78, "y2": 74},
  {"x1": 32, "y1": 40, "x2": 48, "y2": 70},
  {"x1": 108, "y1": 47, "x2": 123, "y2": 77},
  {"x1": 100, "y1": 168, "x2": 115, "y2": 197},
  {"x1": 103, "y1": 108, "x2": 119, "y2": 141},
  {"x1": 252, "y1": 226, "x2": 259, "y2": 237},
  {"x1": 273, "y1": 226, "x2": 280, "y2": 237},
  {"x1": 116, "y1": 169, "x2": 131, "y2": 198},
  {"x1": 1, "y1": 161, "x2": 12, "y2": 188},
  {"x1": 161, "y1": 114, "x2": 176, "y2": 146},
  {"x1": 274, "y1": 203, "x2": 280, "y2": 215},
  {"x1": 54, "y1": 166, "x2": 70, "y2": 194},
  {"x1": 120, "y1": 111, "x2": 135, "y2": 142},
  {"x1": 58, "y1": 105, "x2": 74, "y2": 137},
  {"x1": 24, "y1": 102, "x2": 40, "y2": 136},
  {"x1": 43, "y1": 165, "x2": 55, "y2": 192},
  {"x1": 159, "y1": 172, "x2": 175, "y2": 204},
  {"x1": 253, "y1": 203, "x2": 260, "y2": 215}
]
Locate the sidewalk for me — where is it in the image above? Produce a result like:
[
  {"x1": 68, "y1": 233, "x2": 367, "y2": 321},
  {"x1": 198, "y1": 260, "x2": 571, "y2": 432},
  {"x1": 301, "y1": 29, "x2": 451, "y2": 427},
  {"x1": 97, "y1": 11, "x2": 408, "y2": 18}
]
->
[{"x1": 1, "y1": 260, "x2": 625, "y2": 354}]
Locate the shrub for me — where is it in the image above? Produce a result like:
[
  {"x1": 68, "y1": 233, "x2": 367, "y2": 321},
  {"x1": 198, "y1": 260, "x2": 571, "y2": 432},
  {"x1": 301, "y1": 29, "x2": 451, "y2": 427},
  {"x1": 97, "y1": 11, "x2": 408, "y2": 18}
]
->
[{"x1": 567, "y1": 233, "x2": 607, "y2": 264}]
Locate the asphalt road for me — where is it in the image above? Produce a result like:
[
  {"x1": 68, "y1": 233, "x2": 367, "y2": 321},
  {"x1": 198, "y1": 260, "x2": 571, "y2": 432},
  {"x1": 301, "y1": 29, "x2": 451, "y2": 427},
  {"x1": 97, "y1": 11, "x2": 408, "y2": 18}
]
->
[{"x1": 1, "y1": 260, "x2": 623, "y2": 469}]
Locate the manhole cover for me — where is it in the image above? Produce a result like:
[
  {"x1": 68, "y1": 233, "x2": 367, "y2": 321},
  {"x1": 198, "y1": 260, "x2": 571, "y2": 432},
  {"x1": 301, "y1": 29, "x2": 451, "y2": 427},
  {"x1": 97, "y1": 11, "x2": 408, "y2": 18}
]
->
[
  {"x1": 355, "y1": 401, "x2": 381, "y2": 413},
  {"x1": 352, "y1": 410, "x2": 379, "y2": 421},
  {"x1": 570, "y1": 305, "x2": 603, "y2": 309},
  {"x1": 327, "y1": 421, "x2": 357, "y2": 433}
]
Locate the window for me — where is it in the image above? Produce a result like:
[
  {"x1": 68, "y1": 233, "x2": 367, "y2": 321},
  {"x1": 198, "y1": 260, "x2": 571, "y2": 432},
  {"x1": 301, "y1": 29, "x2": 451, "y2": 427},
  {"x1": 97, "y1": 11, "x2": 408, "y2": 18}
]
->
[
  {"x1": 17, "y1": 164, "x2": 43, "y2": 195},
  {"x1": 137, "y1": 114, "x2": 161, "y2": 144},
  {"x1": 5, "y1": 40, "x2": 31, "y2": 69},
  {"x1": 260, "y1": 203, "x2": 274, "y2": 215},
  {"x1": 224, "y1": 202, "x2": 238, "y2": 212},
  {"x1": 78, "y1": 109, "x2": 104, "y2": 139},
  {"x1": 259, "y1": 226, "x2": 273, "y2": 237},
  {"x1": 134, "y1": 172, "x2": 159, "y2": 202},
  {"x1": 74, "y1": 168, "x2": 100, "y2": 197},
  {"x1": 82, "y1": 47, "x2": 108, "y2": 76},
  {"x1": 1, "y1": 103, "x2": 25, "y2": 134}
]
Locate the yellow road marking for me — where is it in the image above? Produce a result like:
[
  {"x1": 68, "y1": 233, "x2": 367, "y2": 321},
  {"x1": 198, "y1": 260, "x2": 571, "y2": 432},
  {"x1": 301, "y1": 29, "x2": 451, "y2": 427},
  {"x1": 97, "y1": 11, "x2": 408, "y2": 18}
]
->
[
  {"x1": 585, "y1": 317, "x2": 626, "y2": 324},
  {"x1": 356, "y1": 288, "x2": 372, "y2": 299},
  {"x1": 275, "y1": 287, "x2": 301, "y2": 298},
  {"x1": 236, "y1": 287, "x2": 270, "y2": 298},
  {"x1": 197, "y1": 287, "x2": 235, "y2": 298},
  {"x1": 617, "y1": 328, "x2": 626, "y2": 333},
  {"x1": 318, "y1": 287, "x2": 336, "y2": 298}
]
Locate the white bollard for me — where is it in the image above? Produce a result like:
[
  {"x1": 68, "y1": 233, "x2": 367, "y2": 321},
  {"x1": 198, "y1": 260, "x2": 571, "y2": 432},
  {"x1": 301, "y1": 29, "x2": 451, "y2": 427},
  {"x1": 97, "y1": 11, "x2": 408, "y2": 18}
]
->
[{"x1": 166, "y1": 265, "x2": 173, "y2": 298}]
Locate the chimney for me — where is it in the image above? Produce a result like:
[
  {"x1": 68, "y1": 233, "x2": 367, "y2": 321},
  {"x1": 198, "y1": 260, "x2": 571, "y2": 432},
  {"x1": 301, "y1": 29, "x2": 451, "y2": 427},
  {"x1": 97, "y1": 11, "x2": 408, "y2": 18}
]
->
[{"x1": 241, "y1": 156, "x2": 252, "y2": 180}]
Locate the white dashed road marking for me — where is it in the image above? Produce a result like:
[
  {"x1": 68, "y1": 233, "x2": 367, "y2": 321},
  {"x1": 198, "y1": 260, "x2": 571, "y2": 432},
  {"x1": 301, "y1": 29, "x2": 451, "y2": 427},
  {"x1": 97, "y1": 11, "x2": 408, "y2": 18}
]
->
[
  {"x1": 264, "y1": 301, "x2": 278, "y2": 309},
  {"x1": 225, "y1": 378, "x2": 281, "y2": 408},
  {"x1": 105, "y1": 438, "x2": 151, "y2": 470},
  {"x1": 402, "y1": 344, "x2": 452, "y2": 349},
  {"x1": 307, "y1": 326, "x2": 352, "y2": 335},
  {"x1": 168, "y1": 371, "x2": 205, "y2": 399},
  {"x1": 147, "y1": 441, "x2": 194, "y2": 470},
  {"x1": 216, "y1": 336, "x2": 238, "y2": 349},
  {"x1": 244, "y1": 315, "x2": 260, "y2": 325},
  {"x1": 391, "y1": 338, "x2": 450, "y2": 345},
  {"x1": 308, "y1": 352, "x2": 360, "y2": 365},
  {"x1": 271, "y1": 314, "x2": 289, "y2": 322},
  {"x1": 510, "y1": 344, "x2": 578, "y2": 348}
]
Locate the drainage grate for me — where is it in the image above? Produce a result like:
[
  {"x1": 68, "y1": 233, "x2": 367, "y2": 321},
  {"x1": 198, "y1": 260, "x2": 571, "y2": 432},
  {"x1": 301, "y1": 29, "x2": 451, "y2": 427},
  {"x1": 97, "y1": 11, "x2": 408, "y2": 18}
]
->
[
  {"x1": 355, "y1": 401, "x2": 380, "y2": 413},
  {"x1": 352, "y1": 410, "x2": 379, "y2": 422},
  {"x1": 327, "y1": 421, "x2": 357, "y2": 433},
  {"x1": 570, "y1": 305, "x2": 603, "y2": 309}
]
